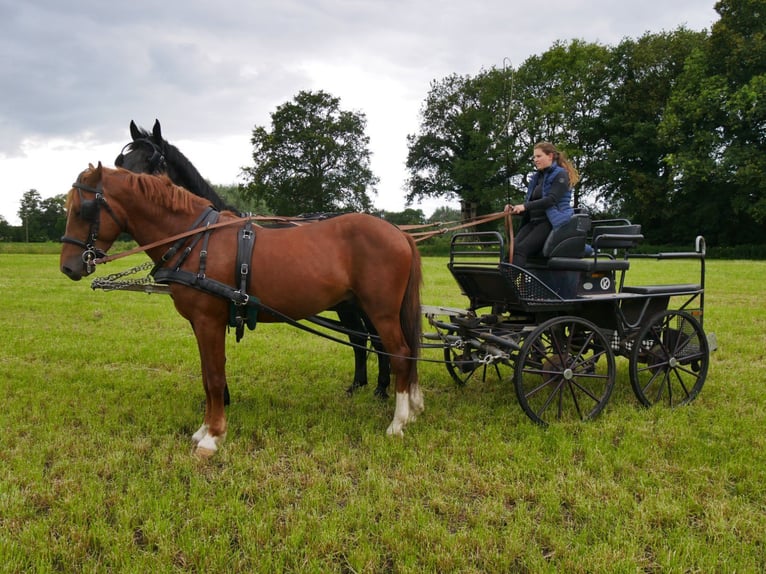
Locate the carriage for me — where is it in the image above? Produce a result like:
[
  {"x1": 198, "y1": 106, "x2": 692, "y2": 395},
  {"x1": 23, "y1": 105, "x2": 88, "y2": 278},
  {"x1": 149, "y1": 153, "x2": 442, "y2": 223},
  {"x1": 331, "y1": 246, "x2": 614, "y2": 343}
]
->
[
  {"x1": 422, "y1": 214, "x2": 714, "y2": 425},
  {"x1": 59, "y1": 122, "x2": 715, "y2": 456}
]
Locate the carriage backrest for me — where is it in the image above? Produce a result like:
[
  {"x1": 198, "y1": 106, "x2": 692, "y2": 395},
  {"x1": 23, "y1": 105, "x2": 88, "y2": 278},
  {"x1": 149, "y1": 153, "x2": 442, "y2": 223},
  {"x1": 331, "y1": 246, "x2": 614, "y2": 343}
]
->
[
  {"x1": 591, "y1": 223, "x2": 643, "y2": 251},
  {"x1": 542, "y1": 213, "x2": 591, "y2": 258}
]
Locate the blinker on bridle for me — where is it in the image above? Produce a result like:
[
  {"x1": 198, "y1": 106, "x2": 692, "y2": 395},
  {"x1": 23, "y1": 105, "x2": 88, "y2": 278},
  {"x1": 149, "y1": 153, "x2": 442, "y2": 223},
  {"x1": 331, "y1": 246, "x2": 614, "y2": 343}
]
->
[
  {"x1": 60, "y1": 180, "x2": 124, "y2": 273},
  {"x1": 114, "y1": 137, "x2": 166, "y2": 174}
]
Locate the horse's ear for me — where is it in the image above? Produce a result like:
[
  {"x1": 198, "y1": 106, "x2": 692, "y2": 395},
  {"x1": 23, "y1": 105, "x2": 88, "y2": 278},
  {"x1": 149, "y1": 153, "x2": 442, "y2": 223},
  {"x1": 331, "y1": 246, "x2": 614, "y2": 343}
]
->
[
  {"x1": 129, "y1": 120, "x2": 141, "y2": 141},
  {"x1": 96, "y1": 161, "x2": 103, "y2": 175},
  {"x1": 152, "y1": 119, "x2": 162, "y2": 141}
]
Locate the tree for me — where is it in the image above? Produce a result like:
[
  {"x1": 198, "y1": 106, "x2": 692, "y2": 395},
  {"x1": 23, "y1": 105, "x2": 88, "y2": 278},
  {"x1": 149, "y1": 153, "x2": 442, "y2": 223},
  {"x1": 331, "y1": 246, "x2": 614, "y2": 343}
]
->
[
  {"x1": 428, "y1": 205, "x2": 461, "y2": 223},
  {"x1": 0, "y1": 215, "x2": 12, "y2": 241},
  {"x1": 406, "y1": 41, "x2": 611, "y2": 221},
  {"x1": 592, "y1": 29, "x2": 708, "y2": 241},
  {"x1": 405, "y1": 72, "x2": 514, "y2": 221},
  {"x1": 18, "y1": 189, "x2": 43, "y2": 242},
  {"x1": 511, "y1": 40, "x2": 612, "y2": 208},
  {"x1": 39, "y1": 195, "x2": 67, "y2": 241},
  {"x1": 660, "y1": 0, "x2": 766, "y2": 245},
  {"x1": 213, "y1": 184, "x2": 269, "y2": 215},
  {"x1": 241, "y1": 90, "x2": 378, "y2": 215},
  {"x1": 380, "y1": 208, "x2": 425, "y2": 226}
]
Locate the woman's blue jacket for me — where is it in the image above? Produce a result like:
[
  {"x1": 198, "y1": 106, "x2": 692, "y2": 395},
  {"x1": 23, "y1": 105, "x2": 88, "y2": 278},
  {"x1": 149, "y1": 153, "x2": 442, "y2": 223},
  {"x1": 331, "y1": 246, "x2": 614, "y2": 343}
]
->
[{"x1": 525, "y1": 162, "x2": 573, "y2": 228}]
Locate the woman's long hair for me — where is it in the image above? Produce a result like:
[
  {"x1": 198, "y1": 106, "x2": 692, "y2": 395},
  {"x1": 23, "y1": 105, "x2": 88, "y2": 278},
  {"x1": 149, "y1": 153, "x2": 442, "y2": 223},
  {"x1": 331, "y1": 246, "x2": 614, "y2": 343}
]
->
[{"x1": 535, "y1": 141, "x2": 580, "y2": 187}]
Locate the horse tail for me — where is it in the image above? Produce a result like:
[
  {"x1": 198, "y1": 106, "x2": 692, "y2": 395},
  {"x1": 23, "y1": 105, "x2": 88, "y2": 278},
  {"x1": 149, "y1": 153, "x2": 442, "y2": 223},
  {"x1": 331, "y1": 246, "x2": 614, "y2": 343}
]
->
[{"x1": 400, "y1": 233, "x2": 423, "y2": 380}]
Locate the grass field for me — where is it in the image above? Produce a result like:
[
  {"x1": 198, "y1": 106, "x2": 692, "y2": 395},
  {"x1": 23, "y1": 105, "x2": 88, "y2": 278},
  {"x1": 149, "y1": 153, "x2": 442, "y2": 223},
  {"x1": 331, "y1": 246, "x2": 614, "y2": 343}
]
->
[{"x1": 0, "y1": 250, "x2": 764, "y2": 572}]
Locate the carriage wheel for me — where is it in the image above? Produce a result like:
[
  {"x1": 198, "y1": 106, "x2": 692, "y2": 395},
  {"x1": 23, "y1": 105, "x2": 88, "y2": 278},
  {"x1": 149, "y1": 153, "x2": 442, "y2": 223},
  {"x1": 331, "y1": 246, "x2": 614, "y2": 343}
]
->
[
  {"x1": 514, "y1": 316, "x2": 616, "y2": 425},
  {"x1": 629, "y1": 310, "x2": 709, "y2": 408},
  {"x1": 443, "y1": 338, "x2": 510, "y2": 386}
]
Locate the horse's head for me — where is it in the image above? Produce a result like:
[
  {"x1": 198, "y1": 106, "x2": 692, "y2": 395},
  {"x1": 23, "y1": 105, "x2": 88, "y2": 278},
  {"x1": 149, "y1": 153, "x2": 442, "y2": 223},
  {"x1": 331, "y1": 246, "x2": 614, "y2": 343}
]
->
[
  {"x1": 60, "y1": 162, "x2": 125, "y2": 280},
  {"x1": 114, "y1": 119, "x2": 167, "y2": 175},
  {"x1": 115, "y1": 119, "x2": 240, "y2": 214}
]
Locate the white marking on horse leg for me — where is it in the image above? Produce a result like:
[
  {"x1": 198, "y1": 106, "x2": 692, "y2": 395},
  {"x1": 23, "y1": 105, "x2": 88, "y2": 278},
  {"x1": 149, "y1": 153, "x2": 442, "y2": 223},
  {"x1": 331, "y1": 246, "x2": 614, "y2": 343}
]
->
[
  {"x1": 195, "y1": 431, "x2": 226, "y2": 458},
  {"x1": 192, "y1": 423, "x2": 208, "y2": 444},
  {"x1": 408, "y1": 382, "x2": 424, "y2": 422},
  {"x1": 386, "y1": 391, "x2": 410, "y2": 437}
]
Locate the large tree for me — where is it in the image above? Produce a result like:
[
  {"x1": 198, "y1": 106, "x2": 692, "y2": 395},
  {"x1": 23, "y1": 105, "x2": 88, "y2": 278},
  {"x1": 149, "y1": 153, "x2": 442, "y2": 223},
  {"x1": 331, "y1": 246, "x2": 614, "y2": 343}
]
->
[
  {"x1": 39, "y1": 195, "x2": 67, "y2": 241},
  {"x1": 405, "y1": 41, "x2": 612, "y2": 220},
  {"x1": 660, "y1": 0, "x2": 766, "y2": 245},
  {"x1": 241, "y1": 90, "x2": 377, "y2": 215},
  {"x1": 17, "y1": 189, "x2": 44, "y2": 242},
  {"x1": 511, "y1": 40, "x2": 612, "y2": 208},
  {"x1": 405, "y1": 71, "x2": 513, "y2": 220},
  {"x1": 591, "y1": 29, "x2": 707, "y2": 240}
]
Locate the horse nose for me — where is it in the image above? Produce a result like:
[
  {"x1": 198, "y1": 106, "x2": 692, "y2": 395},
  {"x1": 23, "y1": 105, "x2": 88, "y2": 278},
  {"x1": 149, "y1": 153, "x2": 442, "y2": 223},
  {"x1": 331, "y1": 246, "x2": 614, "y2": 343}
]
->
[{"x1": 61, "y1": 263, "x2": 83, "y2": 281}]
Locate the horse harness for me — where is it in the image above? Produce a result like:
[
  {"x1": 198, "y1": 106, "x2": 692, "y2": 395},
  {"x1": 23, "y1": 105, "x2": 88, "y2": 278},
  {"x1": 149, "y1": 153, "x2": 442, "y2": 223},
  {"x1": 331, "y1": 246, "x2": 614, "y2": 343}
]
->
[
  {"x1": 61, "y1": 181, "x2": 124, "y2": 274},
  {"x1": 115, "y1": 137, "x2": 167, "y2": 174},
  {"x1": 64, "y1": 177, "x2": 260, "y2": 341},
  {"x1": 67, "y1": 190, "x2": 442, "y2": 362},
  {"x1": 150, "y1": 208, "x2": 260, "y2": 342}
]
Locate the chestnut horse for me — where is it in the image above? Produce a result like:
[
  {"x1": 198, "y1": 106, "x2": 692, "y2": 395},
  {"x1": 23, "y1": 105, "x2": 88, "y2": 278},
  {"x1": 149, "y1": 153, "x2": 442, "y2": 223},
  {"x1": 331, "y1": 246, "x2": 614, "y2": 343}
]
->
[
  {"x1": 114, "y1": 119, "x2": 390, "y2": 399},
  {"x1": 60, "y1": 163, "x2": 424, "y2": 456}
]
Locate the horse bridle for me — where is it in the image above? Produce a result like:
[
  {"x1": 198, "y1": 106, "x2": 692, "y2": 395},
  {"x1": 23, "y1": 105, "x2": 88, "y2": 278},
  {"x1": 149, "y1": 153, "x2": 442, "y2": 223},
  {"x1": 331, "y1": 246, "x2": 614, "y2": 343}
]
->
[
  {"x1": 115, "y1": 137, "x2": 167, "y2": 174},
  {"x1": 60, "y1": 179, "x2": 124, "y2": 273}
]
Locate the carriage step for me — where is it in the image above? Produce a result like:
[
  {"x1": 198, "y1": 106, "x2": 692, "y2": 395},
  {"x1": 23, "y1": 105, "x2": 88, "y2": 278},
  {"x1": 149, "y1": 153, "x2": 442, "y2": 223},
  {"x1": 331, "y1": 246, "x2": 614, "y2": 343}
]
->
[{"x1": 622, "y1": 284, "x2": 701, "y2": 295}]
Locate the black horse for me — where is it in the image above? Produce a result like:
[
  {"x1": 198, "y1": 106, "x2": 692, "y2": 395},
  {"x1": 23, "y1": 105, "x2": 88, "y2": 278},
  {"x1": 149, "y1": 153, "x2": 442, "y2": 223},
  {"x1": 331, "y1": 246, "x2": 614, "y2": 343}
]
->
[{"x1": 115, "y1": 120, "x2": 391, "y2": 400}]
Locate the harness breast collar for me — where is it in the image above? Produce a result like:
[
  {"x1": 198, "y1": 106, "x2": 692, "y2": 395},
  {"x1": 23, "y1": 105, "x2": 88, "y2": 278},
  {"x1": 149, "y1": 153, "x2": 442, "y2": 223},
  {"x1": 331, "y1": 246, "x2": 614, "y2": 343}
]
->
[{"x1": 151, "y1": 211, "x2": 260, "y2": 342}]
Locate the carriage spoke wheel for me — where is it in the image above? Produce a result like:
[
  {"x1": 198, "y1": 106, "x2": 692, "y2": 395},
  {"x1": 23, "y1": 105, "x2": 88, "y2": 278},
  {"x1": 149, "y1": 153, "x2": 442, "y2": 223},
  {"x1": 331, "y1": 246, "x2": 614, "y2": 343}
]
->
[
  {"x1": 514, "y1": 316, "x2": 616, "y2": 425},
  {"x1": 629, "y1": 310, "x2": 709, "y2": 408},
  {"x1": 443, "y1": 337, "x2": 510, "y2": 386}
]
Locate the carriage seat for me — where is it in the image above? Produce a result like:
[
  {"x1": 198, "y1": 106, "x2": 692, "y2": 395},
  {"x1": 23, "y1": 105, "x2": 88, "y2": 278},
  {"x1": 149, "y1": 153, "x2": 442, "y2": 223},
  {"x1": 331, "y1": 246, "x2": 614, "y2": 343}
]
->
[
  {"x1": 537, "y1": 220, "x2": 642, "y2": 273},
  {"x1": 526, "y1": 213, "x2": 624, "y2": 272},
  {"x1": 524, "y1": 213, "x2": 591, "y2": 267},
  {"x1": 541, "y1": 213, "x2": 591, "y2": 258}
]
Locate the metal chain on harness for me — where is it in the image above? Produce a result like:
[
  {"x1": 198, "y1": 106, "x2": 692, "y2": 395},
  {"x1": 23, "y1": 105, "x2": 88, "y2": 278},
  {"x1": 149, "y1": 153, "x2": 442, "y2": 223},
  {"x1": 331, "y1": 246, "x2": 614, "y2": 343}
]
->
[{"x1": 90, "y1": 260, "x2": 171, "y2": 294}]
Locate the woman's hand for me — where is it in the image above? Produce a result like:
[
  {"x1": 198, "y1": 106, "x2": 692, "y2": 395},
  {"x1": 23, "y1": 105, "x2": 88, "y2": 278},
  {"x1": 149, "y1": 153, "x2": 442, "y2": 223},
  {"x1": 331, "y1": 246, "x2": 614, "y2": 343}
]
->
[{"x1": 505, "y1": 204, "x2": 525, "y2": 215}]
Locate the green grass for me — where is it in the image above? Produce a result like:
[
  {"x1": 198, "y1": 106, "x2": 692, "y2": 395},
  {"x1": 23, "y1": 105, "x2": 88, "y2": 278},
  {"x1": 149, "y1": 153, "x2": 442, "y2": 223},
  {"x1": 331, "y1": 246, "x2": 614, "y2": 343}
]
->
[{"x1": 0, "y1": 253, "x2": 764, "y2": 572}]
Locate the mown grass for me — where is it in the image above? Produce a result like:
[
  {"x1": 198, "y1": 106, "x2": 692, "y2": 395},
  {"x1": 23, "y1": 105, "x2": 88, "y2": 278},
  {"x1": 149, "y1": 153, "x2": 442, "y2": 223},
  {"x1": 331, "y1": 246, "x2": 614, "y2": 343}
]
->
[{"x1": 0, "y1": 252, "x2": 764, "y2": 572}]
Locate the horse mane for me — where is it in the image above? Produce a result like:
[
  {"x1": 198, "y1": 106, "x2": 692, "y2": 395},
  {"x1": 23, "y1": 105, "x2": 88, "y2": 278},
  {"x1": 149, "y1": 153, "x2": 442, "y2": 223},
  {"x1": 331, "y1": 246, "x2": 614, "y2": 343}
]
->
[
  {"x1": 114, "y1": 168, "x2": 209, "y2": 214},
  {"x1": 132, "y1": 125, "x2": 239, "y2": 214}
]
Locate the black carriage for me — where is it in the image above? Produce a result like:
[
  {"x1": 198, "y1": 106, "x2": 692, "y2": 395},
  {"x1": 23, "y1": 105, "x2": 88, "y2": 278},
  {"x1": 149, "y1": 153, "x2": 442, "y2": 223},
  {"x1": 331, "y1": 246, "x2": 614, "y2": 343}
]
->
[{"x1": 423, "y1": 214, "x2": 715, "y2": 425}]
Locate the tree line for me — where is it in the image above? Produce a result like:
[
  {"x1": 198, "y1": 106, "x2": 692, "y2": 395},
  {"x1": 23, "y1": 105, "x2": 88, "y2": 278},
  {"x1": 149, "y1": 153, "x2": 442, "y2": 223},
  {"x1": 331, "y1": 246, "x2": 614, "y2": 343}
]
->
[
  {"x1": 404, "y1": 0, "x2": 764, "y2": 245},
  {"x1": 4, "y1": 0, "x2": 763, "y2": 248}
]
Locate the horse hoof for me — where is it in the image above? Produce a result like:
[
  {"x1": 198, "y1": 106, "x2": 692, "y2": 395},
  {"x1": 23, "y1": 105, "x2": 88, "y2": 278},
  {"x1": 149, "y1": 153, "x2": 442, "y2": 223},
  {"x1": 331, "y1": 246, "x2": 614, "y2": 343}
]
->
[
  {"x1": 194, "y1": 446, "x2": 216, "y2": 459},
  {"x1": 386, "y1": 424, "x2": 404, "y2": 437},
  {"x1": 346, "y1": 380, "x2": 367, "y2": 396}
]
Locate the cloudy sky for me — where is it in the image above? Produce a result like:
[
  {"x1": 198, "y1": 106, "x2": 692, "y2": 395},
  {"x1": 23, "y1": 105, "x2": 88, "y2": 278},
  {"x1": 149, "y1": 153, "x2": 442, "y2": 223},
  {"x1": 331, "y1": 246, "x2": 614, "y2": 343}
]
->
[{"x1": 1, "y1": 0, "x2": 718, "y2": 225}]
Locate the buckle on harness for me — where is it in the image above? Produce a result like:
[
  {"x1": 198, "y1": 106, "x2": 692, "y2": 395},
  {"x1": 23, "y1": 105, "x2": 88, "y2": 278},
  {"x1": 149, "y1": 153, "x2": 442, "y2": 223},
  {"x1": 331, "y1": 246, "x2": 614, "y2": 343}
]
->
[
  {"x1": 240, "y1": 263, "x2": 249, "y2": 277},
  {"x1": 234, "y1": 291, "x2": 249, "y2": 306}
]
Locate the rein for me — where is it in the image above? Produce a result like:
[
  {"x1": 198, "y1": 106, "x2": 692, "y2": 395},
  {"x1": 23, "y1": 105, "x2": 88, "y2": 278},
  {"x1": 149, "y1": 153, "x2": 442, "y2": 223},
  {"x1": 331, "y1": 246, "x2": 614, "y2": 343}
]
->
[
  {"x1": 403, "y1": 211, "x2": 512, "y2": 243},
  {"x1": 93, "y1": 214, "x2": 311, "y2": 265},
  {"x1": 95, "y1": 210, "x2": 513, "y2": 265}
]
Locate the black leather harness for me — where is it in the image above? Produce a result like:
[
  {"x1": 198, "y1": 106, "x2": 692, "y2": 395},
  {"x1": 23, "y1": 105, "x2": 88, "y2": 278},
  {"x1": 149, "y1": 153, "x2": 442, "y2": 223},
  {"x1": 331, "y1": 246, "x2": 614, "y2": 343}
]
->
[{"x1": 151, "y1": 209, "x2": 260, "y2": 341}]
